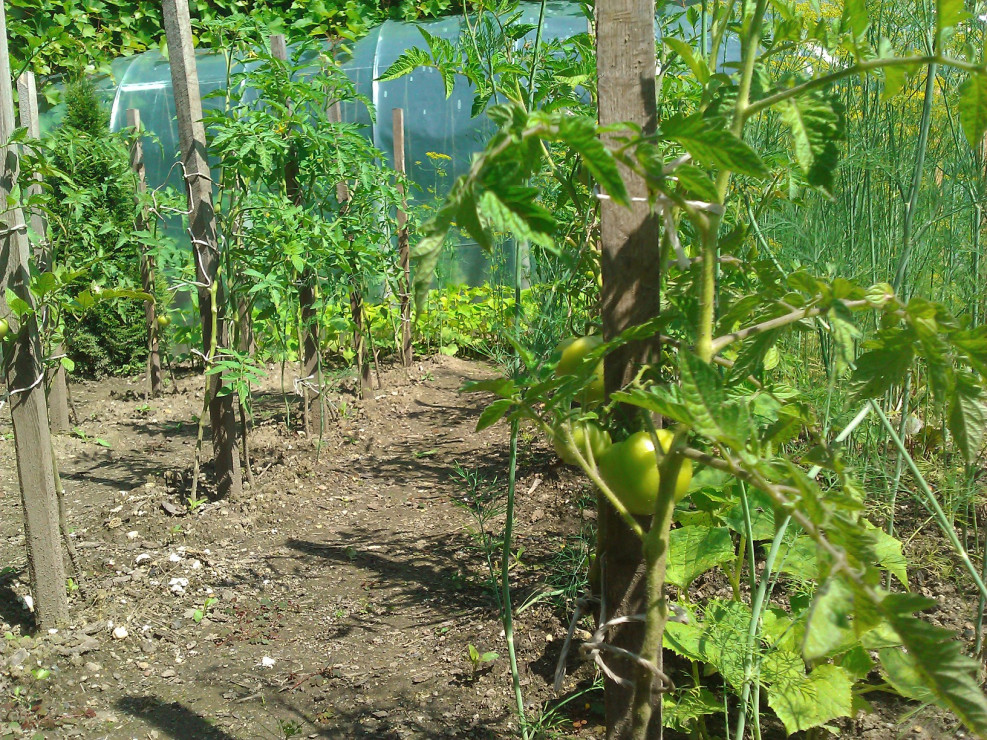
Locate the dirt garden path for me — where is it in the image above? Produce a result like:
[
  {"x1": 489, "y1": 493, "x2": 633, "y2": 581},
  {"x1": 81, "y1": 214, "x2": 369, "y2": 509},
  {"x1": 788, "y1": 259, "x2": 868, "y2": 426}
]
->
[{"x1": 0, "y1": 356, "x2": 601, "y2": 739}]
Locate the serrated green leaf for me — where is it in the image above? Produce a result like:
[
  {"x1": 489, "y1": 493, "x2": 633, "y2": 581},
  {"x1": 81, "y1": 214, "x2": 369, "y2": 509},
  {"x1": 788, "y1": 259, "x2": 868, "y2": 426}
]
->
[
  {"x1": 662, "y1": 686, "x2": 720, "y2": 731},
  {"x1": 959, "y1": 75, "x2": 987, "y2": 149},
  {"x1": 841, "y1": 0, "x2": 868, "y2": 37},
  {"x1": 377, "y1": 46, "x2": 437, "y2": 83},
  {"x1": 849, "y1": 332, "x2": 914, "y2": 400},
  {"x1": 881, "y1": 595, "x2": 987, "y2": 736},
  {"x1": 881, "y1": 65, "x2": 907, "y2": 101},
  {"x1": 767, "y1": 664, "x2": 853, "y2": 735},
  {"x1": 776, "y1": 92, "x2": 844, "y2": 193},
  {"x1": 803, "y1": 577, "x2": 854, "y2": 661},
  {"x1": 411, "y1": 231, "x2": 449, "y2": 311},
  {"x1": 948, "y1": 373, "x2": 987, "y2": 465},
  {"x1": 475, "y1": 398, "x2": 513, "y2": 432},
  {"x1": 663, "y1": 114, "x2": 768, "y2": 178},
  {"x1": 664, "y1": 37, "x2": 709, "y2": 83},
  {"x1": 771, "y1": 535, "x2": 819, "y2": 582},
  {"x1": 694, "y1": 599, "x2": 751, "y2": 689},
  {"x1": 666, "y1": 526, "x2": 735, "y2": 589},
  {"x1": 679, "y1": 353, "x2": 751, "y2": 448},
  {"x1": 864, "y1": 521, "x2": 909, "y2": 587},
  {"x1": 722, "y1": 487, "x2": 776, "y2": 541},
  {"x1": 937, "y1": 0, "x2": 966, "y2": 34}
]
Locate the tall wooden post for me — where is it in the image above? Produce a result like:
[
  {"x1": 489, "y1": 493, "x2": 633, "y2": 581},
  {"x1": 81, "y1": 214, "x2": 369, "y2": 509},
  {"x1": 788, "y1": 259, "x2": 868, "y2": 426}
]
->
[
  {"x1": 162, "y1": 0, "x2": 242, "y2": 498},
  {"x1": 17, "y1": 71, "x2": 70, "y2": 433},
  {"x1": 596, "y1": 0, "x2": 663, "y2": 735},
  {"x1": 270, "y1": 34, "x2": 323, "y2": 432},
  {"x1": 127, "y1": 108, "x2": 163, "y2": 398},
  {"x1": 0, "y1": 8, "x2": 68, "y2": 629},
  {"x1": 328, "y1": 101, "x2": 371, "y2": 398},
  {"x1": 393, "y1": 107, "x2": 413, "y2": 367}
]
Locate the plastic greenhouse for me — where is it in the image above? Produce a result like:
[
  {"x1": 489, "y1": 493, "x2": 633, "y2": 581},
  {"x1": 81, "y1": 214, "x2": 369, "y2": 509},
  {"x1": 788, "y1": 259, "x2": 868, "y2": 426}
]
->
[{"x1": 45, "y1": 1, "x2": 733, "y2": 284}]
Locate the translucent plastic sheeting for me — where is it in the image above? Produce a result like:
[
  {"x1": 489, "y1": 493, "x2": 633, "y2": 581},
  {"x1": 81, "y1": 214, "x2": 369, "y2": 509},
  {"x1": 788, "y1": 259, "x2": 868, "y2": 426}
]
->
[{"x1": 42, "y1": 1, "x2": 737, "y2": 286}]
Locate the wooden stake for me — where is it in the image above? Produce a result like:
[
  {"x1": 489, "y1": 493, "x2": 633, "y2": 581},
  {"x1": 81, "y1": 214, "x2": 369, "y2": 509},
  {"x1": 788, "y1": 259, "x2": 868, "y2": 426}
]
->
[
  {"x1": 17, "y1": 70, "x2": 70, "y2": 433},
  {"x1": 393, "y1": 107, "x2": 413, "y2": 367},
  {"x1": 127, "y1": 108, "x2": 163, "y2": 398},
  {"x1": 596, "y1": 0, "x2": 663, "y2": 734},
  {"x1": 0, "y1": 7, "x2": 68, "y2": 629},
  {"x1": 162, "y1": 0, "x2": 242, "y2": 498}
]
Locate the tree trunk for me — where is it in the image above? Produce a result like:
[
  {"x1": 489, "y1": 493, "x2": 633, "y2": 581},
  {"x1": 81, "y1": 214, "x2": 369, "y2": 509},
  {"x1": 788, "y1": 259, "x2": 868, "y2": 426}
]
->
[
  {"x1": 163, "y1": 0, "x2": 242, "y2": 498},
  {"x1": 127, "y1": 108, "x2": 163, "y2": 398},
  {"x1": 17, "y1": 70, "x2": 70, "y2": 432},
  {"x1": 596, "y1": 0, "x2": 662, "y2": 736},
  {"x1": 1, "y1": 4, "x2": 69, "y2": 629}
]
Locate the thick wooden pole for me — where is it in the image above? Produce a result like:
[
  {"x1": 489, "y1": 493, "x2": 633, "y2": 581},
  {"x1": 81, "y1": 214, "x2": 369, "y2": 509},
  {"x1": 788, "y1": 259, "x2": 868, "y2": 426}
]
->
[
  {"x1": 596, "y1": 0, "x2": 662, "y2": 736},
  {"x1": 127, "y1": 108, "x2": 163, "y2": 398},
  {"x1": 270, "y1": 34, "x2": 323, "y2": 432},
  {"x1": 393, "y1": 107, "x2": 413, "y2": 367},
  {"x1": 17, "y1": 70, "x2": 70, "y2": 433},
  {"x1": 1, "y1": 8, "x2": 68, "y2": 629},
  {"x1": 328, "y1": 101, "x2": 371, "y2": 398},
  {"x1": 162, "y1": 0, "x2": 241, "y2": 498}
]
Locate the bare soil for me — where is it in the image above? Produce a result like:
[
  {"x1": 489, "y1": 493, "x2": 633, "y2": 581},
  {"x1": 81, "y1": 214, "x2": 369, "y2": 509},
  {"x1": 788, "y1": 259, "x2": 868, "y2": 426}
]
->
[{"x1": 0, "y1": 355, "x2": 980, "y2": 739}]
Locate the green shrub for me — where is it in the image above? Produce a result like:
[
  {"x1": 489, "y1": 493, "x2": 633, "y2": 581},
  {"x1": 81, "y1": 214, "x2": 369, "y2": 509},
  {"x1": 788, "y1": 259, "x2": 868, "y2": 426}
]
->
[{"x1": 47, "y1": 77, "x2": 149, "y2": 378}]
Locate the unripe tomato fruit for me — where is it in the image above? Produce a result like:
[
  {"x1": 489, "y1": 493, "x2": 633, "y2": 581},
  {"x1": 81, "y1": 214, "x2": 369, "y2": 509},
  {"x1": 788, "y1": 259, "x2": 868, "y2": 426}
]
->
[
  {"x1": 554, "y1": 335, "x2": 605, "y2": 406},
  {"x1": 597, "y1": 429, "x2": 693, "y2": 515},
  {"x1": 156, "y1": 315, "x2": 171, "y2": 329},
  {"x1": 0, "y1": 318, "x2": 8, "y2": 340},
  {"x1": 552, "y1": 420, "x2": 612, "y2": 466}
]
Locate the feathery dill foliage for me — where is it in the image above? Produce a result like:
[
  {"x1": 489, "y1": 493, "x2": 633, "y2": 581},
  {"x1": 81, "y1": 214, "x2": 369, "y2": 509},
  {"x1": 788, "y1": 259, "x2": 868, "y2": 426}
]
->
[{"x1": 48, "y1": 78, "x2": 148, "y2": 377}]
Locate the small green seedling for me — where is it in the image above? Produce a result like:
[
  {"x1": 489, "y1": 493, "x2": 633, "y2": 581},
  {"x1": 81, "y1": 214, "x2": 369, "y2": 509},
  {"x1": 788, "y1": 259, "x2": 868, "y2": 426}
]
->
[
  {"x1": 187, "y1": 494, "x2": 208, "y2": 513},
  {"x1": 72, "y1": 426, "x2": 112, "y2": 448},
  {"x1": 193, "y1": 596, "x2": 218, "y2": 623},
  {"x1": 466, "y1": 644, "x2": 498, "y2": 673}
]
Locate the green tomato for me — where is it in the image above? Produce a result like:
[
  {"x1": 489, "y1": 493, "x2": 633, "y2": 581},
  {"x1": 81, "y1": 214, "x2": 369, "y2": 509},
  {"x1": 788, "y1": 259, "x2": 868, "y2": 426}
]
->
[
  {"x1": 156, "y1": 315, "x2": 171, "y2": 329},
  {"x1": 552, "y1": 420, "x2": 612, "y2": 466},
  {"x1": 0, "y1": 319, "x2": 8, "y2": 340},
  {"x1": 554, "y1": 334, "x2": 605, "y2": 406},
  {"x1": 597, "y1": 430, "x2": 693, "y2": 515}
]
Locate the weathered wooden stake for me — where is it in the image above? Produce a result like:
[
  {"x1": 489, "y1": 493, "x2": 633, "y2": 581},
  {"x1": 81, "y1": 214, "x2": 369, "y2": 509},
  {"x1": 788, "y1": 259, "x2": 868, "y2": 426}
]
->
[
  {"x1": 328, "y1": 101, "x2": 371, "y2": 398},
  {"x1": 127, "y1": 108, "x2": 163, "y2": 398},
  {"x1": 1, "y1": 6, "x2": 68, "y2": 629},
  {"x1": 596, "y1": 0, "x2": 663, "y2": 735},
  {"x1": 393, "y1": 107, "x2": 413, "y2": 367},
  {"x1": 17, "y1": 70, "x2": 71, "y2": 432},
  {"x1": 270, "y1": 34, "x2": 323, "y2": 432},
  {"x1": 162, "y1": 0, "x2": 242, "y2": 498}
]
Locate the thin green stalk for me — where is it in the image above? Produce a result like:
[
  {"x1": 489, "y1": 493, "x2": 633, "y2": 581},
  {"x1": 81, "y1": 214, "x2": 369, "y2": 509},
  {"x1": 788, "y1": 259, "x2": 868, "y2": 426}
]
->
[
  {"x1": 502, "y1": 419, "x2": 529, "y2": 739},
  {"x1": 893, "y1": 62, "x2": 937, "y2": 293},
  {"x1": 699, "y1": 0, "x2": 769, "y2": 362},
  {"x1": 886, "y1": 373, "x2": 912, "y2": 542},
  {"x1": 871, "y1": 401, "x2": 987, "y2": 600},
  {"x1": 975, "y1": 530, "x2": 987, "y2": 654},
  {"x1": 524, "y1": 0, "x2": 548, "y2": 107}
]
